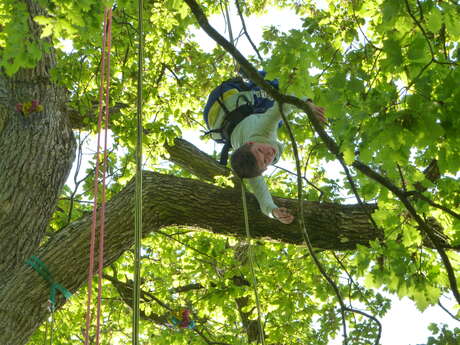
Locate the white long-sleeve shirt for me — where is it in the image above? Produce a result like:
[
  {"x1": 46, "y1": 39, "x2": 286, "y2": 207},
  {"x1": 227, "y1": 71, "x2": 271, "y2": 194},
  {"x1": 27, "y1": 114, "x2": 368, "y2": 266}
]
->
[{"x1": 230, "y1": 102, "x2": 292, "y2": 217}]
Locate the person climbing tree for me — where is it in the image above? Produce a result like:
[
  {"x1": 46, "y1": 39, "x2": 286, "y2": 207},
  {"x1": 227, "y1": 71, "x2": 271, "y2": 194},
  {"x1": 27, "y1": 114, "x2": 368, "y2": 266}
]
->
[{"x1": 204, "y1": 72, "x2": 326, "y2": 224}]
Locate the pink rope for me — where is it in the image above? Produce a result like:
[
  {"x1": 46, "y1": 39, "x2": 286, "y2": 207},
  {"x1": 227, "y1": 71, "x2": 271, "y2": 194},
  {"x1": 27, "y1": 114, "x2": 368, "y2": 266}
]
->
[
  {"x1": 95, "y1": 7, "x2": 112, "y2": 345},
  {"x1": 84, "y1": 8, "x2": 112, "y2": 345}
]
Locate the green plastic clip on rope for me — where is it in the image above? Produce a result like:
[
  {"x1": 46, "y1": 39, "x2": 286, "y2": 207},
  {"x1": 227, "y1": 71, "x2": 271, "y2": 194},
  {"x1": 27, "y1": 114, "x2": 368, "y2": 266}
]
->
[{"x1": 26, "y1": 255, "x2": 72, "y2": 311}]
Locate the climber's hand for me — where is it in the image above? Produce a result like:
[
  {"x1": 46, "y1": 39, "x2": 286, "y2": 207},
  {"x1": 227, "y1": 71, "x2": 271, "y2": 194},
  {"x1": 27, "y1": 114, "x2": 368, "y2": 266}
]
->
[{"x1": 273, "y1": 207, "x2": 294, "y2": 224}]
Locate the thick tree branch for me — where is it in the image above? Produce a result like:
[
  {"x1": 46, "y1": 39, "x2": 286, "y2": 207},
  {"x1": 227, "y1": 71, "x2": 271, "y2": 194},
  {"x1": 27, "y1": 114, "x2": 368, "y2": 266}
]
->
[
  {"x1": 1, "y1": 169, "x2": 381, "y2": 345},
  {"x1": 165, "y1": 138, "x2": 232, "y2": 182}
]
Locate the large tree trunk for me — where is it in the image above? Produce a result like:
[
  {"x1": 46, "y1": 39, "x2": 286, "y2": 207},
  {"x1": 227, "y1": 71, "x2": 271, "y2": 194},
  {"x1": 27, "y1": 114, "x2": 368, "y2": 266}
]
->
[
  {"x1": 0, "y1": 170, "x2": 379, "y2": 345},
  {"x1": 0, "y1": 1, "x2": 75, "y2": 343},
  {"x1": 0, "y1": 1, "x2": 75, "y2": 284},
  {"x1": 0, "y1": 61, "x2": 75, "y2": 281}
]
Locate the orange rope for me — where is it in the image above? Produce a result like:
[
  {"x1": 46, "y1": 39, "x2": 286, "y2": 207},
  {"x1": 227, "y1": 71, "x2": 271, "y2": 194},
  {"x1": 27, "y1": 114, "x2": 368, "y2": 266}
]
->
[{"x1": 84, "y1": 8, "x2": 113, "y2": 345}]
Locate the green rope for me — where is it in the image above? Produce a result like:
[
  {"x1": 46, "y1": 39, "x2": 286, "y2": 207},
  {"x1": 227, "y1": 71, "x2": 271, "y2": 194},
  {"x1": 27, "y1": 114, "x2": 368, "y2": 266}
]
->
[
  {"x1": 26, "y1": 255, "x2": 72, "y2": 345},
  {"x1": 133, "y1": 0, "x2": 143, "y2": 343},
  {"x1": 240, "y1": 182, "x2": 266, "y2": 345},
  {"x1": 26, "y1": 255, "x2": 72, "y2": 310}
]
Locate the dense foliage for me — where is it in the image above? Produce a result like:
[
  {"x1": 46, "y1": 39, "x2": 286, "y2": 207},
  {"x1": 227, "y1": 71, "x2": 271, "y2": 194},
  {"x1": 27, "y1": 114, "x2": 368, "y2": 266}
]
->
[{"x1": 1, "y1": 0, "x2": 458, "y2": 344}]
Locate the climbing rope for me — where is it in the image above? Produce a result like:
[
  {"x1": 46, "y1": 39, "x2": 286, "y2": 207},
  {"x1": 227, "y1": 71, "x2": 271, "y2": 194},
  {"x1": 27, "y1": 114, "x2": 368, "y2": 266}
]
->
[
  {"x1": 277, "y1": 104, "x2": 351, "y2": 343},
  {"x1": 223, "y1": 2, "x2": 234, "y2": 47},
  {"x1": 222, "y1": 1, "x2": 239, "y2": 72},
  {"x1": 223, "y1": 4, "x2": 264, "y2": 341},
  {"x1": 235, "y1": 0, "x2": 264, "y2": 64},
  {"x1": 84, "y1": 7, "x2": 113, "y2": 345},
  {"x1": 240, "y1": 182, "x2": 266, "y2": 345},
  {"x1": 132, "y1": 0, "x2": 144, "y2": 343}
]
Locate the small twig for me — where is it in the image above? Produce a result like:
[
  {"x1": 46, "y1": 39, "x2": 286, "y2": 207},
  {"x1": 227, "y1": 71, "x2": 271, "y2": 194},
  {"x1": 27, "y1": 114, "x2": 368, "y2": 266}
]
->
[
  {"x1": 419, "y1": 246, "x2": 423, "y2": 273},
  {"x1": 350, "y1": 3, "x2": 381, "y2": 51},
  {"x1": 154, "y1": 63, "x2": 167, "y2": 87},
  {"x1": 67, "y1": 131, "x2": 85, "y2": 223},
  {"x1": 234, "y1": 0, "x2": 263, "y2": 64},
  {"x1": 103, "y1": 273, "x2": 173, "y2": 311},
  {"x1": 338, "y1": 158, "x2": 384, "y2": 241},
  {"x1": 344, "y1": 307, "x2": 382, "y2": 343},
  {"x1": 397, "y1": 164, "x2": 407, "y2": 193},
  {"x1": 406, "y1": 191, "x2": 460, "y2": 221},
  {"x1": 194, "y1": 327, "x2": 232, "y2": 345},
  {"x1": 404, "y1": 0, "x2": 434, "y2": 57},
  {"x1": 363, "y1": 51, "x2": 383, "y2": 99},
  {"x1": 66, "y1": 131, "x2": 94, "y2": 224},
  {"x1": 169, "y1": 283, "x2": 204, "y2": 294},
  {"x1": 440, "y1": 25, "x2": 449, "y2": 60},
  {"x1": 164, "y1": 65, "x2": 182, "y2": 85},
  {"x1": 318, "y1": 48, "x2": 341, "y2": 81},
  {"x1": 437, "y1": 301, "x2": 460, "y2": 322},
  {"x1": 416, "y1": 0, "x2": 424, "y2": 20},
  {"x1": 332, "y1": 252, "x2": 379, "y2": 314},
  {"x1": 399, "y1": 59, "x2": 434, "y2": 96},
  {"x1": 156, "y1": 229, "x2": 217, "y2": 265},
  {"x1": 273, "y1": 164, "x2": 325, "y2": 200}
]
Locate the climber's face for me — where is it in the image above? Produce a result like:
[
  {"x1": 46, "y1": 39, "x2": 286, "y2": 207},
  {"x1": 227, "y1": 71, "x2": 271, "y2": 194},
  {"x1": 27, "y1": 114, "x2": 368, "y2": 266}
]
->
[{"x1": 249, "y1": 142, "x2": 277, "y2": 172}]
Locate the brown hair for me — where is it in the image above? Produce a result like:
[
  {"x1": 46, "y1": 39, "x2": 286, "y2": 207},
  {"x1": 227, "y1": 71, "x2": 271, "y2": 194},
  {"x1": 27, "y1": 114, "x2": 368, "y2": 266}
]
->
[{"x1": 230, "y1": 143, "x2": 263, "y2": 178}]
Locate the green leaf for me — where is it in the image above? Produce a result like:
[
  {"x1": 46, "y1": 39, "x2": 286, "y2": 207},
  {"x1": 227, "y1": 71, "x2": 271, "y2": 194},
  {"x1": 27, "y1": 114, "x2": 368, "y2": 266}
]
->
[
  {"x1": 413, "y1": 289, "x2": 431, "y2": 312},
  {"x1": 445, "y1": 8, "x2": 460, "y2": 39},
  {"x1": 381, "y1": 0, "x2": 402, "y2": 27},
  {"x1": 364, "y1": 273, "x2": 380, "y2": 289},
  {"x1": 426, "y1": 7, "x2": 443, "y2": 33},
  {"x1": 329, "y1": 71, "x2": 346, "y2": 89},
  {"x1": 383, "y1": 38, "x2": 403, "y2": 66},
  {"x1": 401, "y1": 226, "x2": 421, "y2": 247},
  {"x1": 348, "y1": 77, "x2": 365, "y2": 93},
  {"x1": 342, "y1": 146, "x2": 355, "y2": 165},
  {"x1": 407, "y1": 34, "x2": 431, "y2": 63},
  {"x1": 33, "y1": 15, "x2": 50, "y2": 26}
]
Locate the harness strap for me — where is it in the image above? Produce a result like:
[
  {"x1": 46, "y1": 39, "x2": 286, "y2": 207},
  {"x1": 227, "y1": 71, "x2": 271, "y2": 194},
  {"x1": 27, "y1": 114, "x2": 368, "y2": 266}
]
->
[
  {"x1": 216, "y1": 95, "x2": 230, "y2": 115},
  {"x1": 219, "y1": 142, "x2": 232, "y2": 165},
  {"x1": 221, "y1": 103, "x2": 254, "y2": 141}
]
